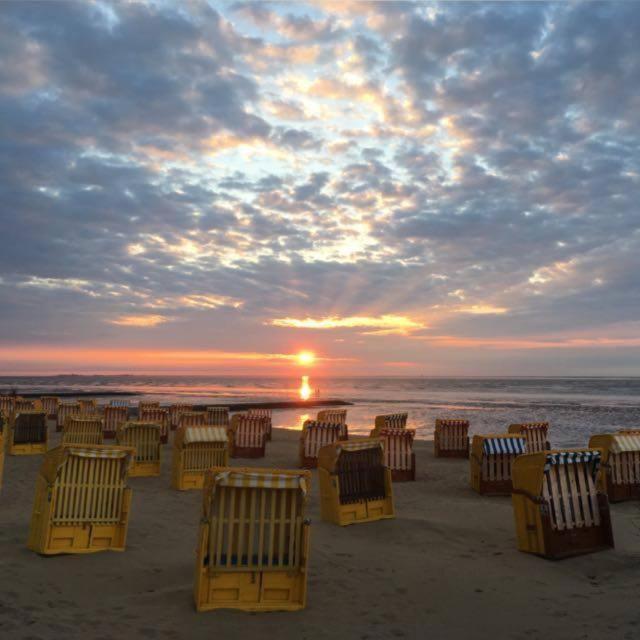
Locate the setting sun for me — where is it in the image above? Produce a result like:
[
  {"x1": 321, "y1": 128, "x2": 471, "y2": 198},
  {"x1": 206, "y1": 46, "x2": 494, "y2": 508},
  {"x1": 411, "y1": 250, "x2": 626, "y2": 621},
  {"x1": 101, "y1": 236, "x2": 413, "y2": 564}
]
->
[{"x1": 297, "y1": 351, "x2": 315, "y2": 366}]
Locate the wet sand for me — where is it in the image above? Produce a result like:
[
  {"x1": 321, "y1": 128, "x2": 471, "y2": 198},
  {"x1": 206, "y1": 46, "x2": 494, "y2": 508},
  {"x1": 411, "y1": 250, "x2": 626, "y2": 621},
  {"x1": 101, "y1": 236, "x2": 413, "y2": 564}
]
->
[{"x1": 1, "y1": 426, "x2": 639, "y2": 639}]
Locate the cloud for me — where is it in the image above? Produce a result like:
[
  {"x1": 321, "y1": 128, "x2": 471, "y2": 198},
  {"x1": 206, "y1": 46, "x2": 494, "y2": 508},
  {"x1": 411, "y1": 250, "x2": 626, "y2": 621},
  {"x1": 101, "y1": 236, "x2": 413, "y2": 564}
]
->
[{"x1": 269, "y1": 315, "x2": 426, "y2": 335}]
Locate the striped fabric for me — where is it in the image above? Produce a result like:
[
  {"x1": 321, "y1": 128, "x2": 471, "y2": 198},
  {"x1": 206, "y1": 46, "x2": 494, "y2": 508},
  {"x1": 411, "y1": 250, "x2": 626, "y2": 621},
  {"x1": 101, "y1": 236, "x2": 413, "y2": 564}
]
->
[
  {"x1": 610, "y1": 434, "x2": 640, "y2": 454},
  {"x1": 16, "y1": 399, "x2": 35, "y2": 412},
  {"x1": 104, "y1": 405, "x2": 128, "y2": 431},
  {"x1": 247, "y1": 408, "x2": 272, "y2": 418},
  {"x1": 109, "y1": 399, "x2": 130, "y2": 407},
  {"x1": 213, "y1": 470, "x2": 307, "y2": 493},
  {"x1": 317, "y1": 409, "x2": 347, "y2": 424},
  {"x1": 184, "y1": 426, "x2": 228, "y2": 444},
  {"x1": 302, "y1": 421, "x2": 340, "y2": 457},
  {"x1": 169, "y1": 403, "x2": 192, "y2": 428},
  {"x1": 483, "y1": 437, "x2": 527, "y2": 455},
  {"x1": 41, "y1": 396, "x2": 59, "y2": 415},
  {"x1": 234, "y1": 416, "x2": 269, "y2": 448},
  {"x1": 67, "y1": 446, "x2": 131, "y2": 460},
  {"x1": 380, "y1": 428, "x2": 415, "y2": 470},
  {"x1": 57, "y1": 402, "x2": 81, "y2": 429},
  {"x1": 178, "y1": 411, "x2": 207, "y2": 429},
  {"x1": 206, "y1": 407, "x2": 230, "y2": 426},
  {"x1": 338, "y1": 439, "x2": 383, "y2": 453},
  {"x1": 378, "y1": 413, "x2": 408, "y2": 429},
  {"x1": 544, "y1": 450, "x2": 601, "y2": 475}
]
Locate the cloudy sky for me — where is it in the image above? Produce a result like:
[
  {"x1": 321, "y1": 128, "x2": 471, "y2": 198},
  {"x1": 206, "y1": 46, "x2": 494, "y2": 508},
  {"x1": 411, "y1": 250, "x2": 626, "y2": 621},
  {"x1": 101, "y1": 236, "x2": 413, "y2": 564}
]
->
[{"x1": 1, "y1": 1, "x2": 639, "y2": 375}]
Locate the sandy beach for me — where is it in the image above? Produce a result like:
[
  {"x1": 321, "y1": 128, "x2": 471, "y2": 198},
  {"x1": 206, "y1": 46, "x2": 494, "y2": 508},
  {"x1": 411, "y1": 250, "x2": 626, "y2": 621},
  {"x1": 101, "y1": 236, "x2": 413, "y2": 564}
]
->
[{"x1": 2, "y1": 426, "x2": 640, "y2": 640}]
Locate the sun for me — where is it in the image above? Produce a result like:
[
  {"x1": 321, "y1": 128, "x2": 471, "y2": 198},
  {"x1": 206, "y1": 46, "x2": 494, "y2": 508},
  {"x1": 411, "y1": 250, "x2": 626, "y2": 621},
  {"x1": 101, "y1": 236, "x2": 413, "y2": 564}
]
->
[{"x1": 297, "y1": 351, "x2": 315, "y2": 366}]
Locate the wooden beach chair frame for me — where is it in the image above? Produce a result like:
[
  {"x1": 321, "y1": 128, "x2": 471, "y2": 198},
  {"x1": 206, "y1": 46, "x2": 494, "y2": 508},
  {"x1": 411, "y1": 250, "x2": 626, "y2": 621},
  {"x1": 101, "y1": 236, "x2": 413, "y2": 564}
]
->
[
  {"x1": 434, "y1": 419, "x2": 470, "y2": 458},
  {"x1": 117, "y1": 421, "x2": 162, "y2": 477},
  {"x1": 194, "y1": 467, "x2": 311, "y2": 612},
  {"x1": 9, "y1": 411, "x2": 48, "y2": 455},
  {"x1": 470, "y1": 434, "x2": 527, "y2": 495},
  {"x1": 511, "y1": 449, "x2": 614, "y2": 559},
  {"x1": 103, "y1": 405, "x2": 128, "y2": 440},
  {"x1": 589, "y1": 432, "x2": 640, "y2": 502},
  {"x1": 229, "y1": 414, "x2": 268, "y2": 459},
  {"x1": 61, "y1": 416, "x2": 104, "y2": 447},
  {"x1": 371, "y1": 413, "x2": 408, "y2": 437},
  {"x1": 206, "y1": 406, "x2": 230, "y2": 428},
  {"x1": 40, "y1": 396, "x2": 59, "y2": 420},
  {"x1": 317, "y1": 409, "x2": 348, "y2": 440},
  {"x1": 78, "y1": 399, "x2": 98, "y2": 415},
  {"x1": 508, "y1": 422, "x2": 550, "y2": 454},
  {"x1": 299, "y1": 421, "x2": 341, "y2": 469},
  {"x1": 380, "y1": 427, "x2": 416, "y2": 482},
  {"x1": 57, "y1": 401, "x2": 81, "y2": 432},
  {"x1": 138, "y1": 401, "x2": 160, "y2": 413},
  {"x1": 247, "y1": 408, "x2": 272, "y2": 441},
  {"x1": 139, "y1": 407, "x2": 170, "y2": 444},
  {"x1": 172, "y1": 426, "x2": 229, "y2": 490},
  {"x1": 169, "y1": 403, "x2": 192, "y2": 431}
]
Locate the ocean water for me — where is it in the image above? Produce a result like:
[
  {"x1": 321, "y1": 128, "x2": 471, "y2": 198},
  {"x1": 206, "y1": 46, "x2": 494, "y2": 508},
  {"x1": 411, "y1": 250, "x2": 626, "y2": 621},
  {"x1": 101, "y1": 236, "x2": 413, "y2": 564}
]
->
[{"x1": 1, "y1": 375, "x2": 639, "y2": 447}]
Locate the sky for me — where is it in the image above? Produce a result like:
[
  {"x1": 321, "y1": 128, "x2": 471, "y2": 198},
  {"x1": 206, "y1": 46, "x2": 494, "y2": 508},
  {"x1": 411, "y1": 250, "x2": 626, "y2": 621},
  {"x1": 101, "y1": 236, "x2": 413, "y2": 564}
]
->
[{"x1": 0, "y1": 1, "x2": 639, "y2": 376}]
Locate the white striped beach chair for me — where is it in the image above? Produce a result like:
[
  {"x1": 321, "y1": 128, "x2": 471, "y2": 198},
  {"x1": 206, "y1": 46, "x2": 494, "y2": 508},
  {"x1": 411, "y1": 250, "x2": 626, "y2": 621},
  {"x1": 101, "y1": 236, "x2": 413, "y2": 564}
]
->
[
  {"x1": 589, "y1": 432, "x2": 640, "y2": 502},
  {"x1": 371, "y1": 412, "x2": 408, "y2": 437},
  {"x1": 40, "y1": 396, "x2": 59, "y2": 419},
  {"x1": 117, "y1": 421, "x2": 162, "y2": 477},
  {"x1": 229, "y1": 414, "x2": 269, "y2": 459},
  {"x1": 103, "y1": 405, "x2": 129, "y2": 439},
  {"x1": 206, "y1": 406, "x2": 230, "y2": 427},
  {"x1": 172, "y1": 426, "x2": 229, "y2": 490},
  {"x1": 380, "y1": 427, "x2": 416, "y2": 481},
  {"x1": 178, "y1": 411, "x2": 207, "y2": 431},
  {"x1": 508, "y1": 422, "x2": 550, "y2": 453},
  {"x1": 9, "y1": 411, "x2": 48, "y2": 455},
  {"x1": 138, "y1": 401, "x2": 160, "y2": 412},
  {"x1": 512, "y1": 449, "x2": 613, "y2": 558},
  {"x1": 56, "y1": 401, "x2": 81, "y2": 432},
  {"x1": 139, "y1": 407, "x2": 169, "y2": 444},
  {"x1": 27, "y1": 444, "x2": 135, "y2": 554},
  {"x1": 434, "y1": 419, "x2": 470, "y2": 458},
  {"x1": 299, "y1": 420, "x2": 341, "y2": 468},
  {"x1": 169, "y1": 403, "x2": 192, "y2": 431},
  {"x1": 109, "y1": 399, "x2": 130, "y2": 408},
  {"x1": 470, "y1": 434, "x2": 527, "y2": 495},
  {"x1": 317, "y1": 409, "x2": 348, "y2": 440},
  {"x1": 194, "y1": 467, "x2": 311, "y2": 612},
  {"x1": 62, "y1": 416, "x2": 104, "y2": 447},
  {"x1": 247, "y1": 408, "x2": 272, "y2": 440}
]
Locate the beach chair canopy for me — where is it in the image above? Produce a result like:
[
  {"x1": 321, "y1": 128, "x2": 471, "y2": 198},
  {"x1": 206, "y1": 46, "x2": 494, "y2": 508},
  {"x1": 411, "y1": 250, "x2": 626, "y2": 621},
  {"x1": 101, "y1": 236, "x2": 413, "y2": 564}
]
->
[
  {"x1": 175, "y1": 425, "x2": 228, "y2": 446},
  {"x1": 483, "y1": 436, "x2": 526, "y2": 456},
  {"x1": 41, "y1": 445, "x2": 134, "y2": 485},
  {"x1": 318, "y1": 438, "x2": 384, "y2": 473},
  {"x1": 609, "y1": 433, "x2": 640, "y2": 454}
]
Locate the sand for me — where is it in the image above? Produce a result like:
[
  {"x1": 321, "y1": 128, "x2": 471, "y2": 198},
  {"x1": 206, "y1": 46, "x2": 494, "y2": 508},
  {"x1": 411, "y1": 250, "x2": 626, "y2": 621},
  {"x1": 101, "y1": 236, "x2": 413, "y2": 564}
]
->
[{"x1": 1, "y1": 426, "x2": 640, "y2": 640}]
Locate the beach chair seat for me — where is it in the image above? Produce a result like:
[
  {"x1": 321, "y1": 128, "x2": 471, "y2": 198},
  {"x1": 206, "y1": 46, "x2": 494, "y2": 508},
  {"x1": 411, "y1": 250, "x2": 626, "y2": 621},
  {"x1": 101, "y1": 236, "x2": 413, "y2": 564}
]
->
[
  {"x1": 169, "y1": 403, "x2": 192, "y2": 431},
  {"x1": 434, "y1": 419, "x2": 470, "y2": 458},
  {"x1": 78, "y1": 399, "x2": 98, "y2": 415},
  {"x1": 511, "y1": 449, "x2": 613, "y2": 558},
  {"x1": 247, "y1": 408, "x2": 272, "y2": 440},
  {"x1": 589, "y1": 433, "x2": 640, "y2": 502},
  {"x1": 380, "y1": 428, "x2": 416, "y2": 482},
  {"x1": 508, "y1": 422, "x2": 550, "y2": 453},
  {"x1": 470, "y1": 435, "x2": 527, "y2": 495},
  {"x1": 229, "y1": 414, "x2": 269, "y2": 459},
  {"x1": 27, "y1": 444, "x2": 135, "y2": 555},
  {"x1": 9, "y1": 411, "x2": 48, "y2": 455},
  {"x1": 40, "y1": 396, "x2": 59, "y2": 419},
  {"x1": 117, "y1": 421, "x2": 162, "y2": 477},
  {"x1": 103, "y1": 405, "x2": 128, "y2": 439},
  {"x1": 371, "y1": 413, "x2": 408, "y2": 437},
  {"x1": 139, "y1": 407, "x2": 169, "y2": 444},
  {"x1": 172, "y1": 426, "x2": 229, "y2": 490},
  {"x1": 194, "y1": 467, "x2": 310, "y2": 612},
  {"x1": 299, "y1": 421, "x2": 341, "y2": 468},
  {"x1": 57, "y1": 401, "x2": 81, "y2": 432},
  {"x1": 62, "y1": 416, "x2": 104, "y2": 446},
  {"x1": 318, "y1": 439, "x2": 394, "y2": 526},
  {"x1": 317, "y1": 409, "x2": 348, "y2": 439},
  {"x1": 206, "y1": 406, "x2": 230, "y2": 427}
]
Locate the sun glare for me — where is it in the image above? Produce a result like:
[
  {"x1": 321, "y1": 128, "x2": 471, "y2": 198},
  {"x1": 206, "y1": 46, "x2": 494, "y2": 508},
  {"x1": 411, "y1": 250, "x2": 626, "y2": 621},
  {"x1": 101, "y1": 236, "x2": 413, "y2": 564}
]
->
[
  {"x1": 300, "y1": 375, "x2": 311, "y2": 400},
  {"x1": 297, "y1": 351, "x2": 315, "y2": 366}
]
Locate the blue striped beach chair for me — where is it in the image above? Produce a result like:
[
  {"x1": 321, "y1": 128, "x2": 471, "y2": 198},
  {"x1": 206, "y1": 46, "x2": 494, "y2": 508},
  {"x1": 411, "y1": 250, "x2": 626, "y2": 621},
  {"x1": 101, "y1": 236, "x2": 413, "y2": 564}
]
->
[{"x1": 470, "y1": 434, "x2": 527, "y2": 495}]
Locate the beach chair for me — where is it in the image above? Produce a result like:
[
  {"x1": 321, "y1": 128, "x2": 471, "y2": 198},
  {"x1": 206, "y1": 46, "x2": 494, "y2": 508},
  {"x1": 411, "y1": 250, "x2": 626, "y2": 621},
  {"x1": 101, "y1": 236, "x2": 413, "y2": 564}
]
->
[
  {"x1": 27, "y1": 444, "x2": 135, "y2": 555},
  {"x1": 57, "y1": 401, "x2": 81, "y2": 432},
  {"x1": 139, "y1": 401, "x2": 160, "y2": 412},
  {"x1": 62, "y1": 416, "x2": 104, "y2": 446},
  {"x1": 508, "y1": 422, "x2": 550, "y2": 453},
  {"x1": 0, "y1": 395, "x2": 15, "y2": 418},
  {"x1": 109, "y1": 399, "x2": 130, "y2": 408},
  {"x1": 103, "y1": 405, "x2": 128, "y2": 439},
  {"x1": 178, "y1": 411, "x2": 207, "y2": 430},
  {"x1": 117, "y1": 421, "x2": 162, "y2": 477},
  {"x1": 169, "y1": 403, "x2": 192, "y2": 431},
  {"x1": 380, "y1": 428, "x2": 416, "y2": 481},
  {"x1": 40, "y1": 396, "x2": 59, "y2": 419},
  {"x1": 15, "y1": 398, "x2": 36, "y2": 412},
  {"x1": 247, "y1": 408, "x2": 273, "y2": 440},
  {"x1": 317, "y1": 409, "x2": 348, "y2": 440},
  {"x1": 318, "y1": 439, "x2": 394, "y2": 526},
  {"x1": 78, "y1": 399, "x2": 98, "y2": 415},
  {"x1": 589, "y1": 432, "x2": 640, "y2": 502},
  {"x1": 229, "y1": 414, "x2": 269, "y2": 459},
  {"x1": 194, "y1": 467, "x2": 311, "y2": 612},
  {"x1": 434, "y1": 419, "x2": 470, "y2": 458},
  {"x1": 511, "y1": 450, "x2": 613, "y2": 558},
  {"x1": 139, "y1": 407, "x2": 169, "y2": 444},
  {"x1": 172, "y1": 426, "x2": 229, "y2": 490},
  {"x1": 206, "y1": 406, "x2": 230, "y2": 427},
  {"x1": 371, "y1": 413, "x2": 408, "y2": 437},
  {"x1": 8, "y1": 411, "x2": 48, "y2": 455},
  {"x1": 299, "y1": 421, "x2": 341, "y2": 468},
  {"x1": 470, "y1": 434, "x2": 527, "y2": 495}
]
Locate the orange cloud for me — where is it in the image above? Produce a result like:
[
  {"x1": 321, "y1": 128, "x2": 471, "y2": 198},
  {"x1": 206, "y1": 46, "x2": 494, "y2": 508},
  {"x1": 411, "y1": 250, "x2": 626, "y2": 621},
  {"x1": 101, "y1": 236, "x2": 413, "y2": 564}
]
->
[
  {"x1": 108, "y1": 315, "x2": 170, "y2": 327},
  {"x1": 269, "y1": 314, "x2": 426, "y2": 335}
]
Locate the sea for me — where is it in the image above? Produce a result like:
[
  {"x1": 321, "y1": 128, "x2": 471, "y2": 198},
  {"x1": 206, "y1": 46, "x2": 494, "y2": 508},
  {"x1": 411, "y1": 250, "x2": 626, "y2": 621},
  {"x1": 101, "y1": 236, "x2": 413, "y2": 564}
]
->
[{"x1": 2, "y1": 375, "x2": 639, "y2": 447}]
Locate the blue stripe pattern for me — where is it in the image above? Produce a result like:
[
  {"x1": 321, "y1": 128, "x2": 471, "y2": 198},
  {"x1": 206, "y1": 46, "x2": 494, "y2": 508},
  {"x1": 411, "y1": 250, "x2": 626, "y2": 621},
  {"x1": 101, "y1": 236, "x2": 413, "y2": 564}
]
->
[
  {"x1": 482, "y1": 437, "x2": 527, "y2": 455},
  {"x1": 544, "y1": 450, "x2": 601, "y2": 475}
]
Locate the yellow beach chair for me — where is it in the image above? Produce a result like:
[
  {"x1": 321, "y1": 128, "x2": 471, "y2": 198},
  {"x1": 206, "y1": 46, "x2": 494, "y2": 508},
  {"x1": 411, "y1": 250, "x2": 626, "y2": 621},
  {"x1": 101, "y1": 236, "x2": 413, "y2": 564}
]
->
[
  {"x1": 318, "y1": 439, "x2": 394, "y2": 526},
  {"x1": 206, "y1": 406, "x2": 230, "y2": 427},
  {"x1": 0, "y1": 396, "x2": 16, "y2": 418},
  {"x1": 229, "y1": 414, "x2": 269, "y2": 459},
  {"x1": 299, "y1": 420, "x2": 341, "y2": 468},
  {"x1": 380, "y1": 428, "x2": 416, "y2": 482},
  {"x1": 508, "y1": 422, "x2": 550, "y2": 453},
  {"x1": 40, "y1": 396, "x2": 59, "y2": 420},
  {"x1": 247, "y1": 408, "x2": 272, "y2": 440},
  {"x1": 434, "y1": 419, "x2": 470, "y2": 458},
  {"x1": 62, "y1": 416, "x2": 104, "y2": 446},
  {"x1": 589, "y1": 432, "x2": 640, "y2": 502},
  {"x1": 139, "y1": 407, "x2": 169, "y2": 444},
  {"x1": 8, "y1": 411, "x2": 48, "y2": 455},
  {"x1": 511, "y1": 449, "x2": 613, "y2": 558},
  {"x1": 104, "y1": 404, "x2": 128, "y2": 439},
  {"x1": 117, "y1": 421, "x2": 162, "y2": 477},
  {"x1": 194, "y1": 467, "x2": 311, "y2": 612},
  {"x1": 172, "y1": 426, "x2": 229, "y2": 490},
  {"x1": 78, "y1": 399, "x2": 97, "y2": 415},
  {"x1": 371, "y1": 412, "x2": 408, "y2": 437},
  {"x1": 139, "y1": 401, "x2": 160, "y2": 412},
  {"x1": 317, "y1": 409, "x2": 348, "y2": 439},
  {"x1": 169, "y1": 403, "x2": 192, "y2": 431},
  {"x1": 57, "y1": 401, "x2": 81, "y2": 432},
  {"x1": 27, "y1": 444, "x2": 135, "y2": 555},
  {"x1": 470, "y1": 434, "x2": 527, "y2": 495}
]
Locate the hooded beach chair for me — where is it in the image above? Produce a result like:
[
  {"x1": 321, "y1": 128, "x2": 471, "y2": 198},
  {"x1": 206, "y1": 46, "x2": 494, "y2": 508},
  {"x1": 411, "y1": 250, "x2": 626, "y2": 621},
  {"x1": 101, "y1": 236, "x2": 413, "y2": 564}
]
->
[
  {"x1": 589, "y1": 432, "x2": 640, "y2": 502},
  {"x1": 62, "y1": 416, "x2": 104, "y2": 446},
  {"x1": 508, "y1": 422, "x2": 550, "y2": 453},
  {"x1": 109, "y1": 399, "x2": 130, "y2": 408},
  {"x1": 78, "y1": 399, "x2": 98, "y2": 415},
  {"x1": 178, "y1": 411, "x2": 207, "y2": 430},
  {"x1": 317, "y1": 409, "x2": 348, "y2": 440},
  {"x1": 318, "y1": 439, "x2": 394, "y2": 526},
  {"x1": 139, "y1": 401, "x2": 160, "y2": 412},
  {"x1": 117, "y1": 421, "x2": 162, "y2": 477},
  {"x1": 194, "y1": 467, "x2": 311, "y2": 612},
  {"x1": 27, "y1": 444, "x2": 135, "y2": 555},
  {"x1": 0, "y1": 395, "x2": 15, "y2": 418},
  {"x1": 299, "y1": 421, "x2": 341, "y2": 468},
  {"x1": 380, "y1": 428, "x2": 416, "y2": 481},
  {"x1": 229, "y1": 414, "x2": 269, "y2": 459},
  {"x1": 172, "y1": 426, "x2": 229, "y2": 490},
  {"x1": 57, "y1": 401, "x2": 81, "y2": 432},
  {"x1": 470, "y1": 434, "x2": 527, "y2": 495},
  {"x1": 40, "y1": 396, "x2": 59, "y2": 419},
  {"x1": 511, "y1": 449, "x2": 613, "y2": 558},
  {"x1": 103, "y1": 404, "x2": 129, "y2": 439},
  {"x1": 139, "y1": 407, "x2": 169, "y2": 444},
  {"x1": 371, "y1": 413, "x2": 408, "y2": 437},
  {"x1": 15, "y1": 398, "x2": 36, "y2": 412},
  {"x1": 169, "y1": 403, "x2": 192, "y2": 431},
  {"x1": 8, "y1": 411, "x2": 48, "y2": 455},
  {"x1": 434, "y1": 419, "x2": 470, "y2": 458},
  {"x1": 247, "y1": 408, "x2": 272, "y2": 440},
  {"x1": 206, "y1": 406, "x2": 230, "y2": 427}
]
